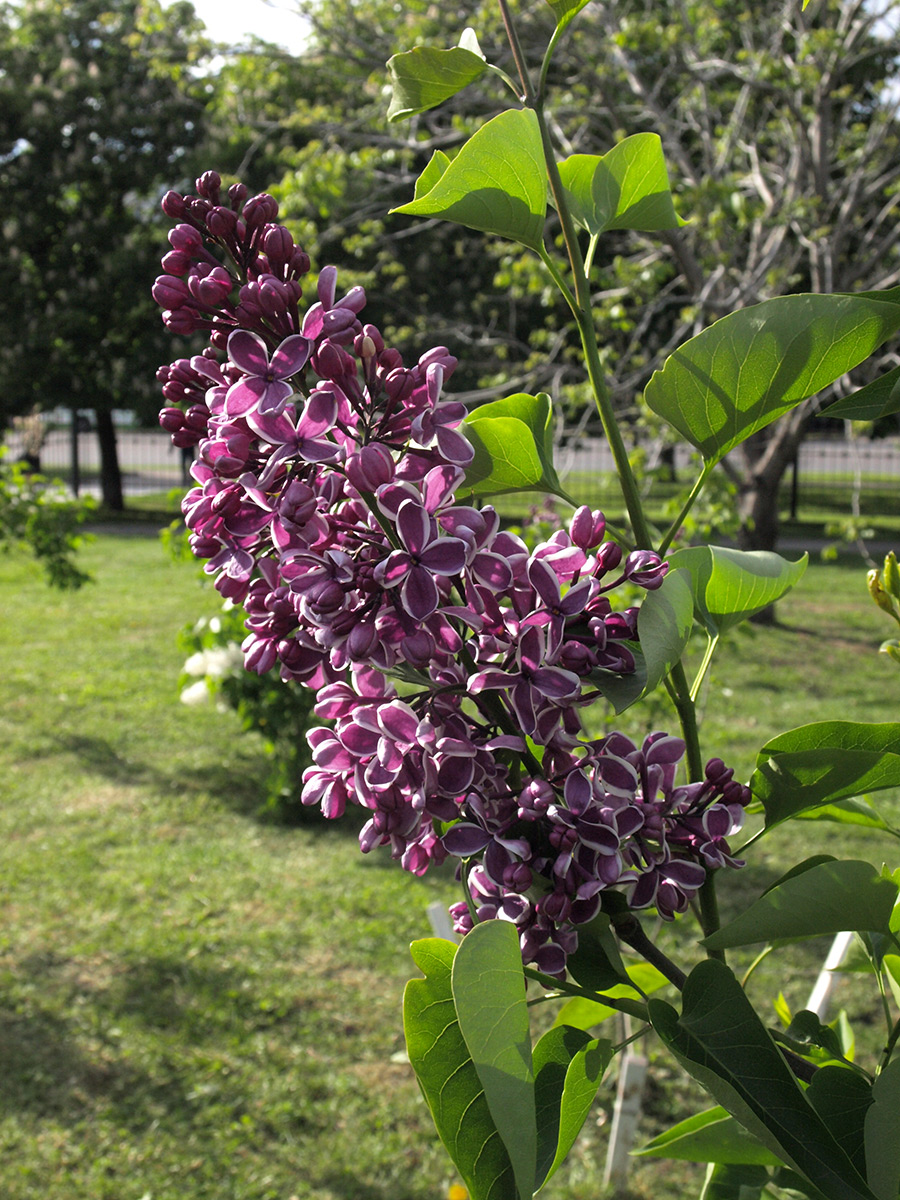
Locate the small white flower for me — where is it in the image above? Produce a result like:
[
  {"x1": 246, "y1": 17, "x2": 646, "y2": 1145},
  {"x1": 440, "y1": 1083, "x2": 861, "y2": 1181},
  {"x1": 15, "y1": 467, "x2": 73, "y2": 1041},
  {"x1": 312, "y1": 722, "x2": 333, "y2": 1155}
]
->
[{"x1": 180, "y1": 680, "x2": 210, "y2": 706}]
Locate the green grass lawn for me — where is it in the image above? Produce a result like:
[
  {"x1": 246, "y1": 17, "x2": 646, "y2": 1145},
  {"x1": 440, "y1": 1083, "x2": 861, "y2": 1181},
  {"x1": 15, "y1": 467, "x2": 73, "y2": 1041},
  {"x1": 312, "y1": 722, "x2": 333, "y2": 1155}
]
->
[{"x1": 0, "y1": 531, "x2": 897, "y2": 1200}]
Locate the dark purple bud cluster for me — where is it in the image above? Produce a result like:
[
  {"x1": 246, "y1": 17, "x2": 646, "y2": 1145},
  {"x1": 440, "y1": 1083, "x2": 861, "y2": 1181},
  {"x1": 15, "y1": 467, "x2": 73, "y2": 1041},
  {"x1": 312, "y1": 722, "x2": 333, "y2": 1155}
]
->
[{"x1": 155, "y1": 171, "x2": 749, "y2": 974}]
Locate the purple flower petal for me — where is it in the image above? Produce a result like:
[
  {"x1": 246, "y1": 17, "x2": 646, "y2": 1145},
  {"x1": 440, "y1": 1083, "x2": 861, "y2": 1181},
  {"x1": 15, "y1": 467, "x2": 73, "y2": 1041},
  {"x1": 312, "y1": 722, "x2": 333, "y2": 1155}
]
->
[{"x1": 227, "y1": 329, "x2": 270, "y2": 375}]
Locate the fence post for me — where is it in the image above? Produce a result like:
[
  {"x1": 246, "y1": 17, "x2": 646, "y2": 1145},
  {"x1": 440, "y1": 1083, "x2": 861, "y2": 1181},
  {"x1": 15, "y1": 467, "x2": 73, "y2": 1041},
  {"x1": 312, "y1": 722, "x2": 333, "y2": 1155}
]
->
[{"x1": 69, "y1": 407, "x2": 81, "y2": 497}]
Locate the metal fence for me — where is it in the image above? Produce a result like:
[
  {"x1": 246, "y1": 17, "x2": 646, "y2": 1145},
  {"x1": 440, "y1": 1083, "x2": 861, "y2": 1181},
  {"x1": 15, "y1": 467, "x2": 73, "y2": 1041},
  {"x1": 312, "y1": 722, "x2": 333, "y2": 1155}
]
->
[{"x1": 4, "y1": 426, "x2": 899, "y2": 514}]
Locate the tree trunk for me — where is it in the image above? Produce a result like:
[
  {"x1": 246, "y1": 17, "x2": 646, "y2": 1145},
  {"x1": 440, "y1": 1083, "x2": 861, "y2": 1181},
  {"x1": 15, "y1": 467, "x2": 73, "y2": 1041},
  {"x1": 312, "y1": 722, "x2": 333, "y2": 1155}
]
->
[{"x1": 94, "y1": 409, "x2": 124, "y2": 511}]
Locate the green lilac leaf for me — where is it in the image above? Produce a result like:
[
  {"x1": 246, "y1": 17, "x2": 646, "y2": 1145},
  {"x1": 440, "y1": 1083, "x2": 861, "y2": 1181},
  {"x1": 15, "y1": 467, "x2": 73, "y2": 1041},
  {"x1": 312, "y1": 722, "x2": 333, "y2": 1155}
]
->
[
  {"x1": 451, "y1": 920, "x2": 536, "y2": 1200},
  {"x1": 668, "y1": 545, "x2": 807, "y2": 636},
  {"x1": 564, "y1": 912, "x2": 628, "y2": 993},
  {"x1": 413, "y1": 150, "x2": 451, "y2": 199},
  {"x1": 751, "y1": 721, "x2": 900, "y2": 828},
  {"x1": 558, "y1": 135, "x2": 684, "y2": 236},
  {"x1": 386, "y1": 44, "x2": 487, "y2": 122},
  {"x1": 702, "y1": 860, "x2": 898, "y2": 950},
  {"x1": 532, "y1": 1026, "x2": 612, "y2": 1189},
  {"x1": 649, "y1": 959, "x2": 877, "y2": 1200},
  {"x1": 636, "y1": 567, "x2": 695, "y2": 694},
  {"x1": 635, "y1": 1106, "x2": 784, "y2": 1166},
  {"x1": 403, "y1": 938, "x2": 517, "y2": 1200},
  {"x1": 793, "y1": 798, "x2": 897, "y2": 832},
  {"x1": 701, "y1": 1162, "x2": 772, "y2": 1200},
  {"x1": 460, "y1": 392, "x2": 572, "y2": 501},
  {"x1": 820, "y1": 366, "x2": 900, "y2": 421},
  {"x1": 644, "y1": 294, "x2": 900, "y2": 464},
  {"x1": 391, "y1": 109, "x2": 547, "y2": 251},
  {"x1": 807, "y1": 1066, "x2": 872, "y2": 1180},
  {"x1": 544, "y1": 0, "x2": 591, "y2": 33},
  {"x1": 553, "y1": 963, "x2": 667, "y2": 1031},
  {"x1": 864, "y1": 1056, "x2": 900, "y2": 1200}
]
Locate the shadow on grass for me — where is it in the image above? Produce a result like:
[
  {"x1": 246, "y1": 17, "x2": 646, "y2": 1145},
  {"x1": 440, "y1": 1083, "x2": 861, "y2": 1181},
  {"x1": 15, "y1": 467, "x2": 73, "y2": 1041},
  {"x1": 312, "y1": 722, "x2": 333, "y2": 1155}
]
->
[{"x1": 0, "y1": 950, "x2": 322, "y2": 1135}]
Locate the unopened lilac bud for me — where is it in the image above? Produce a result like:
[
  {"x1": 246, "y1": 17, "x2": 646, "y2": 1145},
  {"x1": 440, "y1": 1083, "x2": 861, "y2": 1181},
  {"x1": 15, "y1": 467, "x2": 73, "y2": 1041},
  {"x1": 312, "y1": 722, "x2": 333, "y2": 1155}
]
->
[
  {"x1": 322, "y1": 305, "x2": 358, "y2": 335},
  {"x1": 161, "y1": 190, "x2": 186, "y2": 218},
  {"x1": 317, "y1": 265, "x2": 337, "y2": 308},
  {"x1": 595, "y1": 541, "x2": 622, "y2": 573},
  {"x1": 243, "y1": 192, "x2": 279, "y2": 230},
  {"x1": 346, "y1": 443, "x2": 394, "y2": 492},
  {"x1": 228, "y1": 181, "x2": 248, "y2": 210},
  {"x1": 161, "y1": 249, "x2": 191, "y2": 276},
  {"x1": 314, "y1": 340, "x2": 355, "y2": 380},
  {"x1": 194, "y1": 268, "x2": 233, "y2": 308},
  {"x1": 258, "y1": 275, "x2": 291, "y2": 318},
  {"x1": 288, "y1": 248, "x2": 310, "y2": 276},
  {"x1": 263, "y1": 225, "x2": 294, "y2": 271},
  {"x1": 159, "y1": 407, "x2": 185, "y2": 433},
  {"x1": 336, "y1": 285, "x2": 366, "y2": 314},
  {"x1": 163, "y1": 307, "x2": 203, "y2": 334},
  {"x1": 153, "y1": 275, "x2": 191, "y2": 309},
  {"x1": 206, "y1": 205, "x2": 238, "y2": 238},
  {"x1": 196, "y1": 170, "x2": 221, "y2": 201},
  {"x1": 383, "y1": 367, "x2": 412, "y2": 403},
  {"x1": 168, "y1": 223, "x2": 203, "y2": 253},
  {"x1": 570, "y1": 505, "x2": 606, "y2": 550}
]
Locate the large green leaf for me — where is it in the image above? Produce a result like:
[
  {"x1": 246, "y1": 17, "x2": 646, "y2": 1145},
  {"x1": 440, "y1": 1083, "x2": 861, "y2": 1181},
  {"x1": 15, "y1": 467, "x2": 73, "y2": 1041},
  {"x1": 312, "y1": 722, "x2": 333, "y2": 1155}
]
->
[
  {"x1": 452, "y1": 920, "x2": 536, "y2": 1200},
  {"x1": 649, "y1": 960, "x2": 878, "y2": 1200},
  {"x1": 558, "y1": 135, "x2": 684, "y2": 236},
  {"x1": 820, "y1": 366, "x2": 900, "y2": 421},
  {"x1": 553, "y1": 962, "x2": 666, "y2": 1031},
  {"x1": 703, "y1": 860, "x2": 898, "y2": 951},
  {"x1": 532, "y1": 1025, "x2": 612, "y2": 1190},
  {"x1": 864, "y1": 1056, "x2": 900, "y2": 1200},
  {"x1": 391, "y1": 109, "x2": 547, "y2": 251},
  {"x1": 751, "y1": 722, "x2": 900, "y2": 829},
  {"x1": 404, "y1": 938, "x2": 517, "y2": 1200},
  {"x1": 387, "y1": 39, "x2": 487, "y2": 122},
  {"x1": 460, "y1": 391, "x2": 571, "y2": 501},
  {"x1": 635, "y1": 567, "x2": 694, "y2": 694},
  {"x1": 543, "y1": 0, "x2": 591, "y2": 32},
  {"x1": 807, "y1": 1067, "x2": 873, "y2": 1181},
  {"x1": 644, "y1": 294, "x2": 900, "y2": 463},
  {"x1": 635, "y1": 1106, "x2": 785, "y2": 1166},
  {"x1": 668, "y1": 545, "x2": 807, "y2": 636}
]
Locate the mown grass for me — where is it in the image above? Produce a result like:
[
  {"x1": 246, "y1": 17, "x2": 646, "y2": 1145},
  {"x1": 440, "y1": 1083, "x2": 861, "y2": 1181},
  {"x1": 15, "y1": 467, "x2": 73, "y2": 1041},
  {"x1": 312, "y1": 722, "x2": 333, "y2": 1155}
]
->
[{"x1": 0, "y1": 530, "x2": 897, "y2": 1200}]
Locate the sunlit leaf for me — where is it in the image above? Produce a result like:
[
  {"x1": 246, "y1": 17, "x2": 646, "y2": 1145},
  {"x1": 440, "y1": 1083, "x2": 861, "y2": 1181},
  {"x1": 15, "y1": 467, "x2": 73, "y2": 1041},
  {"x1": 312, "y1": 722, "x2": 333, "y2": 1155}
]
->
[
  {"x1": 460, "y1": 392, "x2": 572, "y2": 501},
  {"x1": 702, "y1": 860, "x2": 898, "y2": 950},
  {"x1": 649, "y1": 960, "x2": 877, "y2": 1200},
  {"x1": 635, "y1": 1106, "x2": 784, "y2": 1166},
  {"x1": 668, "y1": 545, "x2": 807, "y2": 635},
  {"x1": 644, "y1": 294, "x2": 900, "y2": 463},
  {"x1": 452, "y1": 920, "x2": 536, "y2": 1200},
  {"x1": 533, "y1": 1025, "x2": 612, "y2": 1189},
  {"x1": 404, "y1": 938, "x2": 517, "y2": 1200},
  {"x1": 752, "y1": 722, "x2": 900, "y2": 828},
  {"x1": 391, "y1": 109, "x2": 547, "y2": 251},
  {"x1": 387, "y1": 40, "x2": 487, "y2": 122},
  {"x1": 558, "y1": 135, "x2": 684, "y2": 235},
  {"x1": 543, "y1": 0, "x2": 591, "y2": 32}
]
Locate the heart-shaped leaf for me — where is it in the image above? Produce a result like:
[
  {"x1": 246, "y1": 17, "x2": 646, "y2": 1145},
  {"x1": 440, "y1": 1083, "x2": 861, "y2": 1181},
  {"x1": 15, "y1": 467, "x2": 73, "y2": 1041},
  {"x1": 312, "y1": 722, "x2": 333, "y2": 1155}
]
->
[
  {"x1": 532, "y1": 1025, "x2": 612, "y2": 1189},
  {"x1": 558, "y1": 135, "x2": 684, "y2": 236},
  {"x1": 702, "y1": 859, "x2": 898, "y2": 951},
  {"x1": 644, "y1": 294, "x2": 900, "y2": 463},
  {"x1": 404, "y1": 938, "x2": 517, "y2": 1200},
  {"x1": 635, "y1": 1107, "x2": 784, "y2": 1166},
  {"x1": 820, "y1": 366, "x2": 900, "y2": 421},
  {"x1": 387, "y1": 38, "x2": 487, "y2": 122},
  {"x1": 751, "y1": 721, "x2": 900, "y2": 829},
  {"x1": 807, "y1": 1066, "x2": 873, "y2": 1180},
  {"x1": 452, "y1": 920, "x2": 536, "y2": 1200},
  {"x1": 460, "y1": 391, "x2": 572, "y2": 501},
  {"x1": 391, "y1": 109, "x2": 547, "y2": 251},
  {"x1": 649, "y1": 959, "x2": 877, "y2": 1200},
  {"x1": 668, "y1": 545, "x2": 807, "y2": 636}
]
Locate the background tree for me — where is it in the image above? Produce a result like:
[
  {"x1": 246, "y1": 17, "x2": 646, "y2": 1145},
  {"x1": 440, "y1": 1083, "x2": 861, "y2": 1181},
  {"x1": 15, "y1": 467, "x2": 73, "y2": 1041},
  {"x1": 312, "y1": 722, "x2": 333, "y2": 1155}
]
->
[
  {"x1": 0, "y1": 0, "x2": 213, "y2": 508},
  {"x1": 214, "y1": 0, "x2": 900, "y2": 551}
]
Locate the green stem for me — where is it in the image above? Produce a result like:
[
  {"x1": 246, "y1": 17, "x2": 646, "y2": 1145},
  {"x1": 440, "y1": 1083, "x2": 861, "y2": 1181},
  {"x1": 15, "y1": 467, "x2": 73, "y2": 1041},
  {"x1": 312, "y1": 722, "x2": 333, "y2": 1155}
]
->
[
  {"x1": 880, "y1": 1014, "x2": 900, "y2": 1074},
  {"x1": 690, "y1": 634, "x2": 720, "y2": 704},
  {"x1": 697, "y1": 873, "x2": 724, "y2": 956},
  {"x1": 657, "y1": 461, "x2": 714, "y2": 557},
  {"x1": 610, "y1": 911, "x2": 686, "y2": 990},
  {"x1": 667, "y1": 660, "x2": 704, "y2": 782},
  {"x1": 522, "y1": 967, "x2": 649, "y2": 1021}
]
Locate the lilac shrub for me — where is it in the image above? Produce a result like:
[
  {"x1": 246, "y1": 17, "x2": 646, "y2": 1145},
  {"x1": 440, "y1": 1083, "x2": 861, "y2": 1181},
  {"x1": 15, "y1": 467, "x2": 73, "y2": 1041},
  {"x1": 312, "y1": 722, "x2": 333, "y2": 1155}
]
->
[{"x1": 154, "y1": 172, "x2": 749, "y2": 977}]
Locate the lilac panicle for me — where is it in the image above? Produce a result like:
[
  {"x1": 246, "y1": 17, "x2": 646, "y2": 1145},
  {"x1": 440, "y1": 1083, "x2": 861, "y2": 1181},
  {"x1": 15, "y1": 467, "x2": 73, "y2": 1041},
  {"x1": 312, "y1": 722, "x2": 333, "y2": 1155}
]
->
[{"x1": 155, "y1": 171, "x2": 750, "y2": 976}]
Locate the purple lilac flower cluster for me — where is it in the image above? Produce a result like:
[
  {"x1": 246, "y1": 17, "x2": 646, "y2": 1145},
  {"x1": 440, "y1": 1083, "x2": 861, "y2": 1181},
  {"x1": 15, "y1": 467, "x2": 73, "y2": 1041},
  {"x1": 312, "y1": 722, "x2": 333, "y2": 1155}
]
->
[{"x1": 155, "y1": 171, "x2": 750, "y2": 974}]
